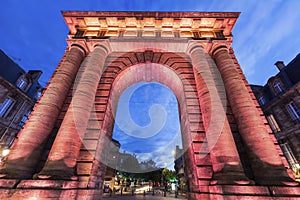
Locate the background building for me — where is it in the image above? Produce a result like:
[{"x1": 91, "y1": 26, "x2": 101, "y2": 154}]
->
[
  {"x1": 103, "y1": 139, "x2": 120, "y2": 191},
  {"x1": 174, "y1": 145, "x2": 187, "y2": 192},
  {"x1": 251, "y1": 53, "x2": 300, "y2": 178},
  {"x1": 0, "y1": 49, "x2": 43, "y2": 156}
]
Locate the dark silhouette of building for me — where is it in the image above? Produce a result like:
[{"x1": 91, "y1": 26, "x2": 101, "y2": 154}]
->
[
  {"x1": 174, "y1": 145, "x2": 187, "y2": 192},
  {"x1": 0, "y1": 49, "x2": 43, "y2": 157},
  {"x1": 251, "y1": 53, "x2": 300, "y2": 178},
  {"x1": 103, "y1": 139, "x2": 120, "y2": 191}
]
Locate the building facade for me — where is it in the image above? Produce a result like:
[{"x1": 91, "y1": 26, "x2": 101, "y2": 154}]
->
[
  {"x1": 251, "y1": 54, "x2": 300, "y2": 178},
  {"x1": 103, "y1": 139, "x2": 120, "y2": 191},
  {"x1": 174, "y1": 145, "x2": 187, "y2": 192},
  {"x1": 0, "y1": 50, "x2": 43, "y2": 158},
  {"x1": 0, "y1": 12, "x2": 299, "y2": 199}
]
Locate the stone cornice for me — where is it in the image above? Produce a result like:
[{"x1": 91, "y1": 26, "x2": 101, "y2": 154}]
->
[
  {"x1": 0, "y1": 77, "x2": 35, "y2": 103},
  {"x1": 62, "y1": 11, "x2": 239, "y2": 41},
  {"x1": 62, "y1": 11, "x2": 240, "y2": 18}
]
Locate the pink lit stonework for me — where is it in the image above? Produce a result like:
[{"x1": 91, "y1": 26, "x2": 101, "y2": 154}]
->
[{"x1": 0, "y1": 11, "x2": 299, "y2": 199}]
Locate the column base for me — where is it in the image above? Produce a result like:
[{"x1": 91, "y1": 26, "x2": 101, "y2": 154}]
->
[
  {"x1": 35, "y1": 169, "x2": 77, "y2": 181},
  {"x1": 252, "y1": 163, "x2": 299, "y2": 186},
  {"x1": 35, "y1": 160, "x2": 77, "y2": 180},
  {"x1": 0, "y1": 179, "x2": 102, "y2": 200},
  {"x1": 209, "y1": 163, "x2": 254, "y2": 185},
  {"x1": 188, "y1": 185, "x2": 300, "y2": 200},
  {"x1": 253, "y1": 176, "x2": 299, "y2": 186},
  {"x1": 0, "y1": 159, "x2": 38, "y2": 179},
  {"x1": 0, "y1": 169, "x2": 34, "y2": 180},
  {"x1": 211, "y1": 172, "x2": 254, "y2": 185},
  {"x1": 34, "y1": 173, "x2": 78, "y2": 181}
]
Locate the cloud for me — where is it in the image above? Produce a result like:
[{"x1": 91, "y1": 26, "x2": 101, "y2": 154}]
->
[
  {"x1": 113, "y1": 82, "x2": 182, "y2": 168},
  {"x1": 232, "y1": 1, "x2": 300, "y2": 81},
  {"x1": 115, "y1": 82, "x2": 169, "y2": 138},
  {"x1": 135, "y1": 129, "x2": 183, "y2": 169}
]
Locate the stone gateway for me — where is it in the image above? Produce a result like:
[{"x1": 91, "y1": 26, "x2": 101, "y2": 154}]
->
[{"x1": 0, "y1": 11, "x2": 299, "y2": 199}]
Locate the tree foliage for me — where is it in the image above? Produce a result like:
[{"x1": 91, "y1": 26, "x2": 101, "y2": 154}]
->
[{"x1": 162, "y1": 168, "x2": 176, "y2": 182}]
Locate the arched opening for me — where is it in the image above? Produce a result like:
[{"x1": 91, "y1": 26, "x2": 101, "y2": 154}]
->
[
  {"x1": 110, "y1": 82, "x2": 184, "y2": 191},
  {"x1": 97, "y1": 63, "x2": 197, "y2": 195},
  {"x1": 113, "y1": 82, "x2": 182, "y2": 169}
]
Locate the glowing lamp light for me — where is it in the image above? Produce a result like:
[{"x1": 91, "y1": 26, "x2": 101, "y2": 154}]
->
[
  {"x1": 1, "y1": 149, "x2": 10, "y2": 157},
  {"x1": 172, "y1": 150, "x2": 176, "y2": 155}
]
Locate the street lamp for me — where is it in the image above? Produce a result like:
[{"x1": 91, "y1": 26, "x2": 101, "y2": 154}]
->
[{"x1": 0, "y1": 147, "x2": 10, "y2": 162}]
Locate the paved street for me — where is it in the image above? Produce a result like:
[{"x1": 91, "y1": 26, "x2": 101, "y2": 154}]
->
[
  {"x1": 103, "y1": 190, "x2": 187, "y2": 200},
  {"x1": 103, "y1": 195, "x2": 186, "y2": 200}
]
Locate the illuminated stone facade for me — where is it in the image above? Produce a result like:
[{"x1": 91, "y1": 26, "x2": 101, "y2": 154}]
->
[{"x1": 0, "y1": 11, "x2": 299, "y2": 199}]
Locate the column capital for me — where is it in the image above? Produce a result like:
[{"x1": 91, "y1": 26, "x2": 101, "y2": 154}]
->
[
  {"x1": 186, "y1": 40, "x2": 215, "y2": 55},
  {"x1": 91, "y1": 40, "x2": 112, "y2": 55},
  {"x1": 66, "y1": 39, "x2": 112, "y2": 55},
  {"x1": 186, "y1": 40, "x2": 232, "y2": 56},
  {"x1": 66, "y1": 39, "x2": 90, "y2": 55},
  {"x1": 210, "y1": 41, "x2": 231, "y2": 58}
]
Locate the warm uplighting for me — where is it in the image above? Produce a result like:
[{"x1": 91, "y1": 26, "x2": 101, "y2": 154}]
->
[{"x1": 200, "y1": 31, "x2": 215, "y2": 38}]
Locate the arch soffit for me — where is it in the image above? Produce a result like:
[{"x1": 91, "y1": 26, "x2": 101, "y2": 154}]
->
[{"x1": 109, "y1": 62, "x2": 187, "y2": 116}]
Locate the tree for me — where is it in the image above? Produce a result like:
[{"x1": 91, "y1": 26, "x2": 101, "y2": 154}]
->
[
  {"x1": 162, "y1": 168, "x2": 177, "y2": 182},
  {"x1": 120, "y1": 153, "x2": 141, "y2": 173}
]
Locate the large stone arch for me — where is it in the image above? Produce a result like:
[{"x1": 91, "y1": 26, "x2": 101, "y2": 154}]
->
[
  {"x1": 85, "y1": 51, "x2": 202, "y2": 196},
  {"x1": 81, "y1": 49, "x2": 252, "y2": 199},
  {"x1": 0, "y1": 11, "x2": 299, "y2": 200},
  {"x1": 103, "y1": 63, "x2": 190, "y2": 148}
]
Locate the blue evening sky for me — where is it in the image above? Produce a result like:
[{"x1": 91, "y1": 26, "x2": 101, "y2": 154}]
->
[
  {"x1": 1, "y1": 0, "x2": 300, "y2": 169},
  {"x1": 113, "y1": 82, "x2": 182, "y2": 168}
]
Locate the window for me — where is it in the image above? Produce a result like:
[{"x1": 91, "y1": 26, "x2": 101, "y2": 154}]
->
[
  {"x1": 273, "y1": 80, "x2": 283, "y2": 94},
  {"x1": 7, "y1": 137, "x2": 15, "y2": 147},
  {"x1": 16, "y1": 76, "x2": 28, "y2": 91},
  {"x1": 0, "y1": 98, "x2": 14, "y2": 117},
  {"x1": 258, "y1": 96, "x2": 266, "y2": 105},
  {"x1": 286, "y1": 102, "x2": 300, "y2": 122},
  {"x1": 281, "y1": 143, "x2": 299, "y2": 173},
  {"x1": 34, "y1": 90, "x2": 42, "y2": 101},
  {"x1": 19, "y1": 110, "x2": 31, "y2": 127},
  {"x1": 266, "y1": 114, "x2": 281, "y2": 133}
]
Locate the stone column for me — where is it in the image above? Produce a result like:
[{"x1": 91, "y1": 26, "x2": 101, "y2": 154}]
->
[
  {"x1": 0, "y1": 45, "x2": 86, "y2": 179},
  {"x1": 188, "y1": 44, "x2": 250, "y2": 184},
  {"x1": 37, "y1": 44, "x2": 109, "y2": 179},
  {"x1": 212, "y1": 46, "x2": 294, "y2": 185}
]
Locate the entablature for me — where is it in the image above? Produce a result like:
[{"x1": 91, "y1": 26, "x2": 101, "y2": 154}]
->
[{"x1": 62, "y1": 11, "x2": 239, "y2": 41}]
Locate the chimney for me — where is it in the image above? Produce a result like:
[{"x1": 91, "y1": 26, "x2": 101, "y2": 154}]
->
[
  {"x1": 274, "y1": 61, "x2": 285, "y2": 71},
  {"x1": 28, "y1": 70, "x2": 43, "y2": 81}
]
